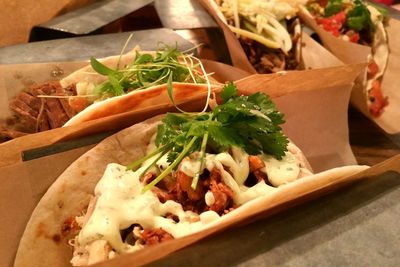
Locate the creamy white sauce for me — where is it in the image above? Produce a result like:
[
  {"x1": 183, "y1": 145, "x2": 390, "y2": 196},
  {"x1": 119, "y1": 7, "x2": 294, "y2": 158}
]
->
[
  {"x1": 78, "y1": 143, "x2": 307, "y2": 257},
  {"x1": 260, "y1": 153, "x2": 300, "y2": 186},
  {"x1": 78, "y1": 164, "x2": 220, "y2": 253},
  {"x1": 180, "y1": 147, "x2": 302, "y2": 204}
]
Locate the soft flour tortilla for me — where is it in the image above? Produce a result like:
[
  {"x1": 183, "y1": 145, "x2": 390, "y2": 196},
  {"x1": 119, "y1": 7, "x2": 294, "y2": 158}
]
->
[
  {"x1": 63, "y1": 83, "x2": 218, "y2": 126},
  {"x1": 14, "y1": 116, "x2": 368, "y2": 267}
]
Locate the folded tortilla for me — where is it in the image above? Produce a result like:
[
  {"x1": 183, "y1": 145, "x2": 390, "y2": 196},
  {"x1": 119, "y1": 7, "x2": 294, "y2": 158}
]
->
[
  {"x1": 60, "y1": 49, "x2": 218, "y2": 126},
  {"x1": 14, "y1": 115, "x2": 369, "y2": 267}
]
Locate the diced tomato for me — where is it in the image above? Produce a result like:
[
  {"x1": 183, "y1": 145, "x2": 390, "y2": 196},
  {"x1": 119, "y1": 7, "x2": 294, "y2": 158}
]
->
[
  {"x1": 317, "y1": 11, "x2": 346, "y2": 37},
  {"x1": 367, "y1": 60, "x2": 379, "y2": 79},
  {"x1": 368, "y1": 80, "x2": 388, "y2": 117},
  {"x1": 345, "y1": 30, "x2": 360, "y2": 43},
  {"x1": 319, "y1": 0, "x2": 328, "y2": 7},
  {"x1": 332, "y1": 11, "x2": 346, "y2": 24}
]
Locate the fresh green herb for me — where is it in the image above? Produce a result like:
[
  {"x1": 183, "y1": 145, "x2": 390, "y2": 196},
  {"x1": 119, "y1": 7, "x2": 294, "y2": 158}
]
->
[
  {"x1": 345, "y1": 0, "x2": 374, "y2": 32},
  {"x1": 131, "y1": 82, "x2": 289, "y2": 192},
  {"x1": 90, "y1": 44, "x2": 207, "y2": 100},
  {"x1": 324, "y1": 0, "x2": 343, "y2": 17}
]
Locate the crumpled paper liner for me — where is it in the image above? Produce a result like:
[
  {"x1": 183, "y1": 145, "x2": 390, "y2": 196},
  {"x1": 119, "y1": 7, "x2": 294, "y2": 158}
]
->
[
  {"x1": 198, "y1": 0, "x2": 344, "y2": 74},
  {"x1": 299, "y1": 8, "x2": 400, "y2": 134}
]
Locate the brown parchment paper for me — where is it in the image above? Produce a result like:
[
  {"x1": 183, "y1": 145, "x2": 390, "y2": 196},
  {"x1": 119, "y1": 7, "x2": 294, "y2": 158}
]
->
[
  {"x1": 1, "y1": 62, "x2": 366, "y2": 267},
  {"x1": 299, "y1": 8, "x2": 400, "y2": 134},
  {"x1": 0, "y1": 0, "x2": 96, "y2": 47},
  {"x1": 198, "y1": 0, "x2": 344, "y2": 73},
  {"x1": 0, "y1": 63, "x2": 363, "y2": 169}
]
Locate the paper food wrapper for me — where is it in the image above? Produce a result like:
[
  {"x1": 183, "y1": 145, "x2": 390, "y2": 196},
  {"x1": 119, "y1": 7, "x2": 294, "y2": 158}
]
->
[
  {"x1": 299, "y1": 9, "x2": 400, "y2": 134},
  {"x1": 198, "y1": 0, "x2": 344, "y2": 74},
  {"x1": 0, "y1": 61, "x2": 380, "y2": 267}
]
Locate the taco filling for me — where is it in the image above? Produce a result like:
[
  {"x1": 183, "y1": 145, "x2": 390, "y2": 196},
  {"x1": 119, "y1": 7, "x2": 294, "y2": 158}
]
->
[
  {"x1": 213, "y1": 0, "x2": 305, "y2": 73},
  {"x1": 305, "y1": 0, "x2": 389, "y2": 116},
  {"x1": 68, "y1": 83, "x2": 312, "y2": 266}
]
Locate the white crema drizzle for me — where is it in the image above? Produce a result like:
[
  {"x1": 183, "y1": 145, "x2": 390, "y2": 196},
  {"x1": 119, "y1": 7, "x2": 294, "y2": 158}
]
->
[{"x1": 78, "y1": 143, "x2": 308, "y2": 256}]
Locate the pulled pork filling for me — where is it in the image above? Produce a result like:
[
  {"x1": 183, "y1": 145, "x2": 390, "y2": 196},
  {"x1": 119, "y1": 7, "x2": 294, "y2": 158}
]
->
[
  {"x1": 1, "y1": 81, "x2": 85, "y2": 142},
  {"x1": 239, "y1": 19, "x2": 302, "y2": 73},
  {"x1": 69, "y1": 141, "x2": 311, "y2": 266}
]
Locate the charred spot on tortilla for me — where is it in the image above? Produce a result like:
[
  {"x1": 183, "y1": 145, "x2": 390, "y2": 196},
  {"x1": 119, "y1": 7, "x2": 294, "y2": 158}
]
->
[
  {"x1": 36, "y1": 221, "x2": 62, "y2": 244},
  {"x1": 52, "y1": 234, "x2": 62, "y2": 243},
  {"x1": 80, "y1": 170, "x2": 87, "y2": 176},
  {"x1": 61, "y1": 217, "x2": 80, "y2": 237},
  {"x1": 57, "y1": 200, "x2": 64, "y2": 209}
]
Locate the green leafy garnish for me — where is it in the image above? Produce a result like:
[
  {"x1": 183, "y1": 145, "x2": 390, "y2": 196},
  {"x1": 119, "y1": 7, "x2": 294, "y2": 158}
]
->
[
  {"x1": 324, "y1": 0, "x2": 343, "y2": 17},
  {"x1": 131, "y1": 82, "x2": 289, "y2": 192},
  {"x1": 89, "y1": 44, "x2": 207, "y2": 100},
  {"x1": 345, "y1": 0, "x2": 374, "y2": 32}
]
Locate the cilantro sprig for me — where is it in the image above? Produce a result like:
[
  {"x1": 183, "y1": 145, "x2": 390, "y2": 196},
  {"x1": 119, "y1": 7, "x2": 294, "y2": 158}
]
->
[
  {"x1": 345, "y1": 0, "x2": 374, "y2": 32},
  {"x1": 129, "y1": 82, "x2": 289, "y2": 192}
]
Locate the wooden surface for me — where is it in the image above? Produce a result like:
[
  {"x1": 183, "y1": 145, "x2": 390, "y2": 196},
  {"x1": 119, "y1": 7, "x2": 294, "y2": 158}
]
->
[{"x1": 348, "y1": 106, "x2": 400, "y2": 166}]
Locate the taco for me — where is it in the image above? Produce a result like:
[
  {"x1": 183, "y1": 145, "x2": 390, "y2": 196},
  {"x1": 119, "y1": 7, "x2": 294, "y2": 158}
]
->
[
  {"x1": 2, "y1": 45, "x2": 214, "y2": 141},
  {"x1": 204, "y1": 0, "x2": 304, "y2": 73},
  {"x1": 301, "y1": 0, "x2": 389, "y2": 117},
  {"x1": 14, "y1": 83, "x2": 368, "y2": 266}
]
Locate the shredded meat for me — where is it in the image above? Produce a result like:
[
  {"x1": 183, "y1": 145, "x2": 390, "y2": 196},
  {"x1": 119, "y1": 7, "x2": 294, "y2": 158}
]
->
[
  {"x1": 0, "y1": 125, "x2": 27, "y2": 142},
  {"x1": 176, "y1": 171, "x2": 205, "y2": 201},
  {"x1": 151, "y1": 187, "x2": 175, "y2": 203},
  {"x1": 208, "y1": 169, "x2": 234, "y2": 214},
  {"x1": 141, "y1": 228, "x2": 174, "y2": 246},
  {"x1": 239, "y1": 18, "x2": 301, "y2": 74},
  {"x1": 248, "y1": 155, "x2": 265, "y2": 172},
  {"x1": 248, "y1": 155, "x2": 268, "y2": 183},
  {"x1": 141, "y1": 172, "x2": 155, "y2": 184},
  {"x1": 87, "y1": 240, "x2": 111, "y2": 265},
  {"x1": 3, "y1": 81, "x2": 78, "y2": 142}
]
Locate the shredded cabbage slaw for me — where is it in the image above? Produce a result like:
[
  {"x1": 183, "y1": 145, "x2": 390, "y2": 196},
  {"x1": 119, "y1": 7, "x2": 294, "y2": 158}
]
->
[{"x1": 215, "y1": 0, "x2": 307, "y2": 52}]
